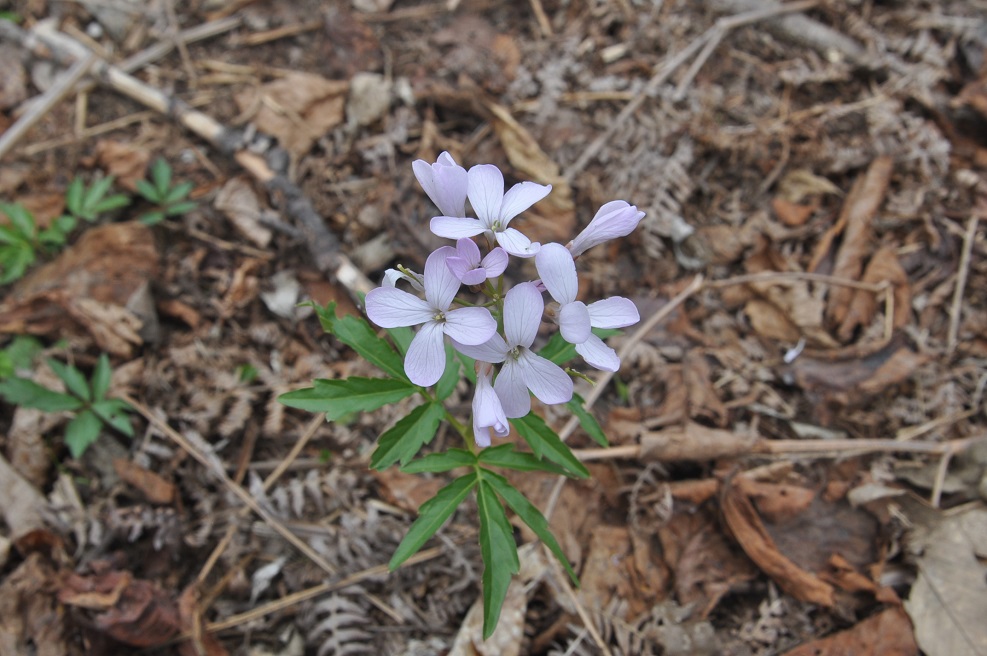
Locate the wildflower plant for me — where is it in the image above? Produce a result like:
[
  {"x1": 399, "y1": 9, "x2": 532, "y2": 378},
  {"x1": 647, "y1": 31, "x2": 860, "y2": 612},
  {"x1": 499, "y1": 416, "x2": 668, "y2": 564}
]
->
[{"x1": 279, "y1": 153, "x2": 644, "y2": 638}]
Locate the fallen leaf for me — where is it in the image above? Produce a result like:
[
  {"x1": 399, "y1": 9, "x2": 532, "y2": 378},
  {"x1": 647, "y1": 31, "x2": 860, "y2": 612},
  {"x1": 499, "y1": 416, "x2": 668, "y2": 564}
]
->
[
  {"x1": 112, "y1": 458, "x2": 176, "y2": 505},
  {"x1": 372, "y1": 468, "x2": 444, "y2": 513},
  {"x1": 640, "y1": 423, "x2": 756, "y2": 462},
  {"x1": 214, "y1": 176, "x2": 272, "y2": 247},
  {"x1": 772, "y1": 197, "x2": 816, "y2": 227},
  {"x1": 837, "y1": 246, "x2": 911, "y2": 342},
  {"x1": 346, "y1": 72, "x2": 391, "y2": 127},
  {"x1": 902, "y1": 500, "x2": 987, "y2": 656},
  {"x1": 92, "y1": 139, "x2": 151, "y2": 191},
  {"x1": 684, "y1": 350, "x2": 728, "y2": 426},
  {"x1": 746, "y1": 297, "x2": 802, "y2": 342},
  {"x1": 234, "y1": 73, "x2": 347, "y2": 157},
  {"x1": 0, "y1": 44, "x2": 27, "y2": 110},
  {"x1": 17, "y1": 192, "x2": 65, "y2": 228},
  {"x1": 0, "y1": 553, "x2": 67, "y2": 655},
  {"x1": 782, "y1": 607, "x2": 917, "y2": 656},
  {"x1": 776, "y1": 169, "x2": 842, "y2": 203},
  {"x1": 0, "y1": 451, "x2": 48, "y2": 538},
  {"x1": 578, "y1": 524, "x2": 653, "y2": 618}
]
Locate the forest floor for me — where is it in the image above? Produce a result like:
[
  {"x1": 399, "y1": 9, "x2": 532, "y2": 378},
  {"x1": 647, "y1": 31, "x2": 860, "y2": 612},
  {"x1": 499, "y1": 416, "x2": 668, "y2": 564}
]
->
[{"x1": 1, "y1": 0, "x2": 986, "y2": 654}]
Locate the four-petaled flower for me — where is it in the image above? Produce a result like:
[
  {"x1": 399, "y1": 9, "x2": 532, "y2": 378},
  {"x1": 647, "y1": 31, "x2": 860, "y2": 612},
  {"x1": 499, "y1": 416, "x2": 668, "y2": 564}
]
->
[
  {"x1": 472, "y1": 362, "x2": 509, "y2": 448},
  {"x1": 412, "y1": 151, "x2": 468, "y2": 218},
  {"x1": 567, "y1": 200, "x2": 645, "y2": 258},
  {"x1": 366, "y1": 247, "x2": 496, "y2": 386},
  {"x1": 535, "y1": 243, "x2": 640, "y2": 372},
  {"x1": 446, "y1": 238, "x2": 508, "y2": 286},
  {"x1": 452, "y1": 282, "x2": 573, "y2": 418},
  {"x1": 431, "y1": 165, "x2": 551, "y2": 258}
]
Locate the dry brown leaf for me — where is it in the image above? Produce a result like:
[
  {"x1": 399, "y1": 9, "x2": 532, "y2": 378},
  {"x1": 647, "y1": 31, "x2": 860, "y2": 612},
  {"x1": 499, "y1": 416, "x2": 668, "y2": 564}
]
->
[
  {"x1": 787, "y1": 341, "x2": 927, "y2": 405},
  {"x1": 17, "y1": 192, "x2": 65, "y2": 228},
  {"x1": 234, "y1": 73, "x2": 347, "y2": 156},
  {"x1": 837, "y1": 246, "x2": 911, "y2": 342},
  {"x1": 214, "y1": 176, "x2": 272, "y2": 247},
  {"x1": 781, "y1": 607, "x2": 917, "y2": 656},
  {"x1": 640, "y1": 423, "x2": 756, "y2": 462},
  {"x1": 0, "y1": 553, "x2": 66, "y2": 655},
  {"x1": 721, "y1": 477, "x2": 836, "y2": 607},
  {"x1": 92, "y1": 139, "x2": 151, "y2": 191},
  {"x1": 744, "y1": 480, "x2": 816, "y2": 524},
  {"x1": 0, "y1": 451, "x2": 48, "y2": 538},
  {"x1": 684, "y1": 350, "x2": 728, "y2": 426},
  {"x1": 772, "y1": 197, "x2": 816, "y2": 227},
  {"x1": 372, "y1": 469, "x2": 444, "y2": 513},
  {"x1": 578, "y1": 524, "x2": 654, "y2": 618},
  {"x1": 112, "y1": 459, "x2": 176, "y2": 505},
  {"x1": 0, "y1": 44, "x2": 27, "y2": 110}
]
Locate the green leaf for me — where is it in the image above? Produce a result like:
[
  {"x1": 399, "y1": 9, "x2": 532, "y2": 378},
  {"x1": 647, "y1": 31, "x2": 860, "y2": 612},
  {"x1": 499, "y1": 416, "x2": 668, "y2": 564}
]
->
[
  {"x1": 92, "y1": 194, "x2": 131, "y2": 215},
  {"x1": 91, "y1": 399, "x2": 134, "y2": 437},
  {"x1": 138, "y1": 210, "x2": 166, "y2": 225},
  {"x1": 47, "y1": 358, "x2": 90, "y2": 402},
  {"x1": 370, "y1": 401, "x2": 446, "y2": 470},
  {"x1": 1, "y1": 203, "x2": 36, "y2": 239},
  {"x1": 0, "y1": 352, "x2": 11, "y2": 379},
  {"x1": 150, "y1": 158, "x2": 172, "y2": 195},
  {"x1": 476, "y1": 479, "x2": 520, "y2": 639},
  {"x1": 84, "y1": 176, "x2": 115, "y2": 213},
  {"x1": 4, "y1": 336, "x2": 43, "y2": 371},
  {"x1": 389, "y1": 472, "x2": 477, "y2": 570},
  {"x1": 483, "y1": 469, "x2": 578, "y2": 585},
  {"x1": 477, "y1": 444, "x2": 568, "y2": 475},
  {"x1": 278, "y1": 377, "x2": 416, "y2": 419},
  {"x1": 435, "y1": 343, "x2": 460, "y2": 401},
  {"x1": 65, "y1": 178, "x2": 85, "y2": 216},
  {"x1": 0, "y1": 377, "x2": 84, "y2": 411},
  {"x1": 0, "y1": 243, "x2": 35, "y2": 284},
  {"x1": 510, "y1": 413, "x2": 590, "y2": 479},
  {"x1": 313, "y1": 302, "x2": 409, "y2": 382},
  {"x1": 91, "y1": 354, "x2": 112, "y2": 402},
  {"x1": 401, "y1": 448, "x2": 476, "y2": 473},
  {"x1": 64, "y1": 409, "x2": 102, "y2": 458},
  {"x1": 164, "y1": 200, "x2": 197, "y2": 217},
  {"x1": 566, "y1": 393, "x2": 608, "y2": 447},
  {"x1": 135, "y1": 179, "x2": 161, "y2": 203},
  {"x1": 163, "y1": 181, "x2": 193, "y2": 205},
  {"x1": 385, "y1": 326, "x2": 414, "y2": 356},
  {"x1": 456, "y1": 350, "x2": 477, "y2": 385}
]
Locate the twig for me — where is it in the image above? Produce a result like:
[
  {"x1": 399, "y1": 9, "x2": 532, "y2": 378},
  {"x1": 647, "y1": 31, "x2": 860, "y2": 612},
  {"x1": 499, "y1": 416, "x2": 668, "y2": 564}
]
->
[
  {"x1": 0, "y1": 52, "x2": 96, "y2": 160},
  {"x1": 705, "y1": 270, "x2": 888, "y2": 292},
  {"x1": 947, "y1": 213, "x2": 980, "y2": 355},
  {"x1": 529, "y1": 0, "x2": 553, "y2": 37},
  {"x1": 545, "y1": 545, "x2": 614, "y2": 656}
]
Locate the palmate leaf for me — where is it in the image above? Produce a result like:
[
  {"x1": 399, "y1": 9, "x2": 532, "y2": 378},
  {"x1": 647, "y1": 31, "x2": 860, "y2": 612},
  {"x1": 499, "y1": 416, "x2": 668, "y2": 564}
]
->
[
  {"x1": 369, "y1": 401, "x2": 446, "y2": 470},
  {"x1": 482, "y1": 469, "x2": 578, "y2": 585},
  {"x1": 64, "y1": 409, "x2": 102, "y2": 458},
  {"x1": 401, "y1": 448, "x2": 476, "y2": 473},
  {"x1": 46, "y1": 358, "x2": 90, "y2": 402},
  {"x1": 510, "y1": 413, "x2": 590, "y2": 479},
  {"x1": 0, "y1": 377, "x2": 84, "y2": 412},
  {"x1": 313, "y1": 302, "x2": 409, "y2": 382},
  {"x1": 389, "y1": 472, "x2": 477, "y2": 571},
  {"x1": 476, "y1": 479, "x2": 520, "y2": 639},
  {"x1": 566, "y1": 393, "x2": 608, "y2": 447},
  {"x1": 278, "y1": 377, "x2": 415, "y2": 419},
  {"x1": 477, "y1": 444, "x2": 568, "y2": 475},
  {"x1": 91, "y1": 353, "x2": 111, "y2": 402}
]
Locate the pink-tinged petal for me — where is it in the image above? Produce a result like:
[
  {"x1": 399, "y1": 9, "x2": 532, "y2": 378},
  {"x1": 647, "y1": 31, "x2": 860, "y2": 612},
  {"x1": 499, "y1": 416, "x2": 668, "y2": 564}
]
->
[
  {"x1": 503, "y1": 282, "x2": 543, "y2": 348},
  {"x1": 365, "y1": 287, "x2": 433, "y2": 328},
  {"x1": 445, "y1": 256, "x2": 482, "y2": 285},
  {"x1": 587, "y1": 296, "x2": 640, "y2": 329},
  {"x1": 467, "y1": 165, "x2": 504, "y2": 227},
  {"x1": 568, "y1": 201, "x2": 645, "y2": 257},
  {"x1": 430, "y1": 216, "x2": 485, "y2": 240},
  {"x1": 559, "y1": 301, "x2": 591, "y2": 344},
  {"x1": 436, "y1": 151, "x2": 458, "y2": 167},
  {"x1": 494, "y1": 358, "x2": 531, "y2": 418},
  {"x1": 412, "y1": 160, "x2": 439, "y2": 207},
  {"x1": 450, "y1": 333, "x2": 508, "y2": 363},
  {"x1": 382, "y1": 268, "x2": 424, "y2": 292},
  {"x1": 432, "y1": 163, "x2": 468, "y2": 218},
  {"x1": 480, "y1": 247, "x2": 508, "y2": 278},
  {"x1": 517, "y1": 350, "x2": 573, "y2": 405},
  {"x1": 495, "y1": 227, "x2": 540, "y2": 258},
  {"x1": 473, "y1": 365, "x2": 509, "y2": 447},
  {"x1": 423, "y1": 246, "x2": 459, "y2": 310},
  {"x1": 499, "y1": 181, "x2": 551, "y2": 225},
  {"x1": 405, "y1": 321, "x2": 447, "y2": 386},
  {"x1": 575, "y1": 334, "x2": 620, "y2": 372},
  {"x1": 455, "y1": 237, "x2": 481, "y2": 267},
  {"x1": 461, "y1": 268, "x2": 488, "y2": 286},
  {"x1": 443, "y1": 307, "x2": 497, "y2": 345},
  {"x1": 535, "y1": 242, "x2": 578, "y2": 304}
]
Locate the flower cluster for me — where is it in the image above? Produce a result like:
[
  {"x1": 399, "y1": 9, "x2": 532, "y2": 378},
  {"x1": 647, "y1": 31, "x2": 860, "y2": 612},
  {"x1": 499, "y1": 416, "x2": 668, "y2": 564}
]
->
[{"x1": 366, "y1": 153, "x2": 645, "y2": 447}]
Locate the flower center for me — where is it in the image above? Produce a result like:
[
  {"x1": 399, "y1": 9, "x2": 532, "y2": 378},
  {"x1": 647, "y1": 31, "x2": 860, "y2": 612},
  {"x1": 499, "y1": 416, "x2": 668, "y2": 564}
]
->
[{"x1": 508, "y1": 346, "x2": 521, "y2": 360}]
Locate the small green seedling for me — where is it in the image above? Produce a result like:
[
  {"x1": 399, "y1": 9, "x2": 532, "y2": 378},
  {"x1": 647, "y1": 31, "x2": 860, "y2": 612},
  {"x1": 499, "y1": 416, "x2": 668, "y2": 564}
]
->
[
  {"x1": 0, "y1": 336, "x2": 44, "y2": 380},
  {"x1": 136, "y1": 158, "x2": 197, "y2": 225},
  {"x1": 0, "y1": 353, "x2": 135, "y2": 458},
  {"x1": 0, "y1": 203, "x2": 76, "y2": 284},
  {"x1": 63, "y1": 175, "x2": 130, "y2": 223}
]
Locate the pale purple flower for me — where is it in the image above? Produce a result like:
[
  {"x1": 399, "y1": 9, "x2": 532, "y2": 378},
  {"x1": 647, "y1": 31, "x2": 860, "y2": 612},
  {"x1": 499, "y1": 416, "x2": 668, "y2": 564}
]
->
[
  {"x1": 535, "y1": 243, "x2": 639, "y2": 372},
  {"x1": 567, "y1": 200, "x2": 645, "y2": 257},
  {"x1": 431, "y1": 164, "x2": 550, "y2": 258},
  {"x1": 382, "y1": 267, "x2": 423, "y2": 292},
  {"x1": 412, "y1": 151, "x2": 468, "y2": 218},
  {"x1": 452, "y1": 282, "x2": 572, "y2": 418},
  {"x1": 366, "y1": 247, "x2": 496, "y2": 386},
  {"x1": 446, "y1": 238, "x2": 508, "y2": 286},
  {"x1": 472, "y1": 362, "x2": 509, "y2": 448}
]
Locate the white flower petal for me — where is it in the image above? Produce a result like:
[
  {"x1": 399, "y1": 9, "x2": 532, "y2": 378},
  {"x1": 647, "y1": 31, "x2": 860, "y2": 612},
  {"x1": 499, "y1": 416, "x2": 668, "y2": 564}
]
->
[
  {"x1": 430, "y1": 216, "x2": 485, "y2": 240},
  {"x1": 503, "y1": 282, "x2": 543, "y2": 348},
  {"x1": 423, "y1": 246, "x2": 459, "y2": 310},
  {"x1": 517, "y1": 350, "x2": 573, "y2": 405},
  {"x1": 412, "y1": 159, "x2": 439, "y2": 208},
  {"x1": 467, "y1": 164, "x2": 505, "y2": 227},
  {"x1": 480, "y1": 247, "x2": 508, "y2": 278},
  {"x1": 499, "y1": 181, "x2": 552, "y2": 225},
  {"x1": 587, "y1": 296, "x2": 640, "y2": 329},
  {"x1": 443, "y1": 307, "x2": 497, "y2": 345},
  {"x1": 495, "y1": 227, "x2": 540, "y2": 258},
  {"x1": 494, "y1": 358, "x2": 531, "y2": 418},
  {"x1": 455, "y1": 237, "x2": 481, "y2": 267},
  {"x1": 365, "y1": 287, "x2": 433, "y2": 328},
  {"x1": 535, "y1": 242, "x2": 578, "y2": 304},
  {"x1": 575, "y1": 334, "x2": 620, "y2": 372},
  {"x1": 559, "y1": 301, "x2": 591, "y2": 344},
  {"x1": 568, "y1": 201, "x2": 645, "y2": 257},
  {"x1": 432, "y1": 163, "x2": 468, "y2": 218},
  {"x1": 450, "y1": 333, "x2": 509, "y2": 363},
  {"x1": 405, "y1": 321, "x2": 447, "y2": 386},
  {"x1": 473, "y1": 367, "x2": 509, "y2": 447}
]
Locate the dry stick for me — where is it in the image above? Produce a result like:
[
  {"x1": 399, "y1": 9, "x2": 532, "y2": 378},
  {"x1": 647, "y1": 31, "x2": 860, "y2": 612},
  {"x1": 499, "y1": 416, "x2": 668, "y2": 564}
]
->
[
  {"x1": 7, "y1": 21, "x2": 374, "y2": 300},
  {"x1": 529, "y1": 0, "x2": 553, "y2": 37},
  {"x1": 0, "y1": 53, "x2": 96, "y2": 160},
  {"x1": 946, "y1": 213, "x2": 980, "y2": 355},
  {"x1": 564, "y1": 0, "x2": 817, "y2": 180}
]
